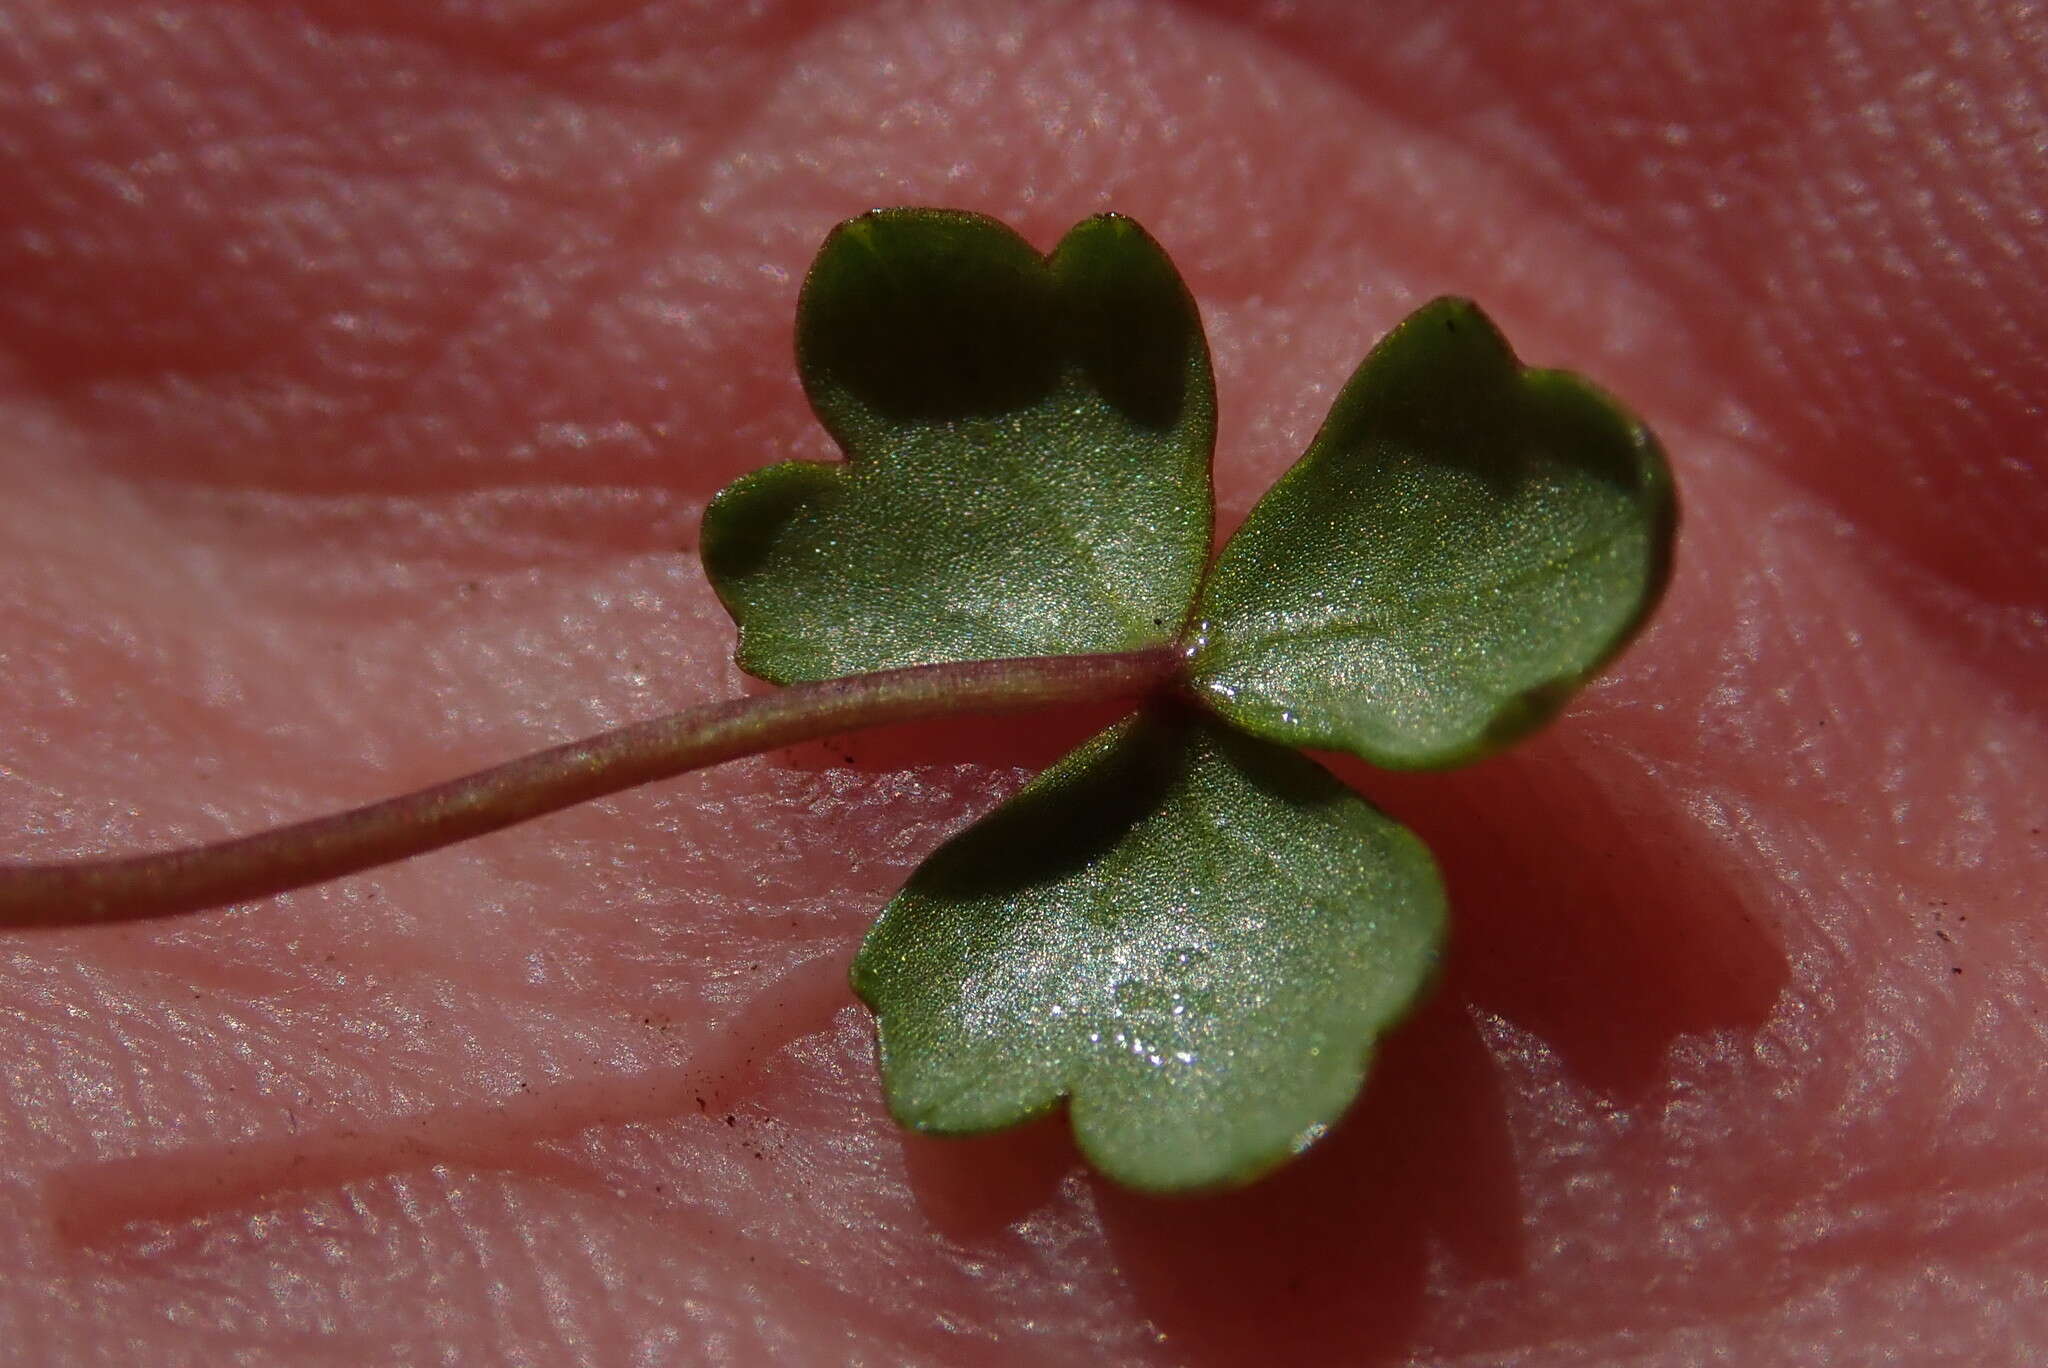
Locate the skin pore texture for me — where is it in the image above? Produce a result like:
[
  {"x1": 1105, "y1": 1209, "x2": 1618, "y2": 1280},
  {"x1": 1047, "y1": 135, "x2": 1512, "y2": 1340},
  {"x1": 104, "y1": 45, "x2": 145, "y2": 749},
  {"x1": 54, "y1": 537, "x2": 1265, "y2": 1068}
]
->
[{"x1": 0, "y1": 0, "x2": 2041, "y2": 1362}]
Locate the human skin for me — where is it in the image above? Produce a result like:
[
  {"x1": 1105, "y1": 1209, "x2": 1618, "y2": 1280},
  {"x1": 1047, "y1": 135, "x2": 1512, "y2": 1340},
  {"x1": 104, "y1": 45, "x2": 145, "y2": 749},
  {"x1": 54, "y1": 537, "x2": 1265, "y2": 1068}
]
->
[{"x1": 0, "y1": 0, "x2": 2042, "y2": 1363}]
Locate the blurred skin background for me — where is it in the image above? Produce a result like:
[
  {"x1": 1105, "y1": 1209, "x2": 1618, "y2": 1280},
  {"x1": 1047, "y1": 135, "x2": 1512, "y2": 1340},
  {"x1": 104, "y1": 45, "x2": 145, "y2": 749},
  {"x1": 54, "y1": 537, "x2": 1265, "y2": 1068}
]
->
[{"x1": 0, "y1": 1, "x2": 2042, "y2": 1363}]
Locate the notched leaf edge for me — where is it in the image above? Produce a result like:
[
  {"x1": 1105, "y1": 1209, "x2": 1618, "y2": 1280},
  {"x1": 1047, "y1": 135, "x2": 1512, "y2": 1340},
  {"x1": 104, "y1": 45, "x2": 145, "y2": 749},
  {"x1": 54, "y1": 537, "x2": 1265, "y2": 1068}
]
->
[
  {"x1": 851, "y1": 708, "x2": 1448, "y2": 1193},
  {"x1": 702, "y1": 208, "x2": 1216, "y2": 684},
  {"x1": 1188, "y1": 295, "x2": 1678, "y2": 770}
]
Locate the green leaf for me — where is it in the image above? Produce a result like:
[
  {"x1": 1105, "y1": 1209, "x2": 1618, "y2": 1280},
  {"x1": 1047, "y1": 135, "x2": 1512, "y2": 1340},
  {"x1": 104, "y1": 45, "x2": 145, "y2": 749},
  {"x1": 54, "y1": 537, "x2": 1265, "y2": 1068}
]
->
[
  {"x1": 695, "y1": 214, "x2": 1678, "y2": 1193},
  {"x1": 1188, "y1": 297, "x2": 1676, "y2": 769},
  {"x1": 851, "y1": 709, "x2": 1446, "y2": 1193},
  {"x1": 702, "y1": 209, "x2": 1214, "y2": 683}
]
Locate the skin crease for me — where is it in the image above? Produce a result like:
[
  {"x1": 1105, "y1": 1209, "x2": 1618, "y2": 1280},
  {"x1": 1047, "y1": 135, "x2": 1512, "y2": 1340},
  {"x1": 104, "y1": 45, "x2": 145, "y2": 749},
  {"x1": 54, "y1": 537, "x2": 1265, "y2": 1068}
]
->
[{"x1": 0, "y1": 0, "x2": 2042, "y2": 1362}]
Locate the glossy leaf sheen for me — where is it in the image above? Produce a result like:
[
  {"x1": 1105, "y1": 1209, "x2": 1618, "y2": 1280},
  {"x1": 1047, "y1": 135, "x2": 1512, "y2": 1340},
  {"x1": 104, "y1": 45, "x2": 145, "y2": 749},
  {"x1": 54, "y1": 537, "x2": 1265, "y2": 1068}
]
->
[
  {"x1": 1190, "y1": 297, "x2": 1676, "y2": 769},
  {"x1": 702, "y1": 209, "x2": 1214, "y2": 683},
  {"x1": 852, "y1": 710, "x2": 1446, "y2": 1192},
  {"x1": 702, "y1": 212, "x2": 1677, "y2": 1192}
]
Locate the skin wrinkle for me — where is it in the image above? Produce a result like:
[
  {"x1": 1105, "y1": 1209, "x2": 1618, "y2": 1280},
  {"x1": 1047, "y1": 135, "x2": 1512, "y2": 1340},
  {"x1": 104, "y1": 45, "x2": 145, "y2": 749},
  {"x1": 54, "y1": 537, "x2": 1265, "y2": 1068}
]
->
[
  {"x1": 6, "y1": 13, "x2": 762, "y2": 495},
  {"x1": 0, "y1": 0, "x2": 2042, "y2": 1363},
  {"x1": 1296, "y1": 3, "x2": 2044, "y2": 616},
  {"x1": 48, "y1": 951, "x2": 852, "y2": 1248}
]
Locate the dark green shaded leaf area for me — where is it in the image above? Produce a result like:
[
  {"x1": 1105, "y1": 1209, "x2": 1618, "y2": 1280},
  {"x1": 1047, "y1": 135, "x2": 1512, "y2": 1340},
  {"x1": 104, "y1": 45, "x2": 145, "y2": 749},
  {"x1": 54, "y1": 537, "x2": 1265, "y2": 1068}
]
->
[
  {"x1": 852, "y1": 710, "x2": 1446, "y2": 1192},
  {"x1": 702, "y1": 208, "x2": 1214, "y2": 683},
  {"x1": 1190, "y1": 297, "x2": 1676, "y2": 769}
]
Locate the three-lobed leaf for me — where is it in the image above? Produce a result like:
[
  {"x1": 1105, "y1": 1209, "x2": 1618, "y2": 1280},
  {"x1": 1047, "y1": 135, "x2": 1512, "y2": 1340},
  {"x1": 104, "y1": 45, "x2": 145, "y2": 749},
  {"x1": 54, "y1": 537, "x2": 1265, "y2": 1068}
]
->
[
  {"x1": 702, "y1": 209, "x2": 1214, "y2": 683},
  {"x1": 706, "y1": 209, "x2": 1676, "y2": 1191}
]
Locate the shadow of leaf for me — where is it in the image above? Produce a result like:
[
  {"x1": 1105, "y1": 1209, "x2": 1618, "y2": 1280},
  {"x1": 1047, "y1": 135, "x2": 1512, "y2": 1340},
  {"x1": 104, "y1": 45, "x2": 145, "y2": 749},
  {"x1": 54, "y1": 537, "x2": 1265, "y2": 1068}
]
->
[
  {"x1": 1335, "y1": 735, "x2": 1788, "y2": 1097},
  {"x1": 1095, "y1": 992, "x2": 1518, "y2": 1366}
]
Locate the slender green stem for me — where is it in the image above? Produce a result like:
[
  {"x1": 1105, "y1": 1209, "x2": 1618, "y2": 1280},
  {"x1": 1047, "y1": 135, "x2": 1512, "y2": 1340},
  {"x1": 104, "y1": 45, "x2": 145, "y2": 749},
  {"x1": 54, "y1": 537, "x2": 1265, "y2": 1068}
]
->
[{"x1": 0, "y1": 650, "x2": 1180, "y2": 927}]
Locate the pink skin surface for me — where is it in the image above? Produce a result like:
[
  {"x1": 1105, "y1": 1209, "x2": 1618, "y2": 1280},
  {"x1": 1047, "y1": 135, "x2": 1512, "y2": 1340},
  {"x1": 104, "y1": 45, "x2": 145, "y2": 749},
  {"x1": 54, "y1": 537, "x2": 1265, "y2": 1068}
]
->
[{"x1": 0, "y1": 1, "x2": 2042, "y2": 1362}]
